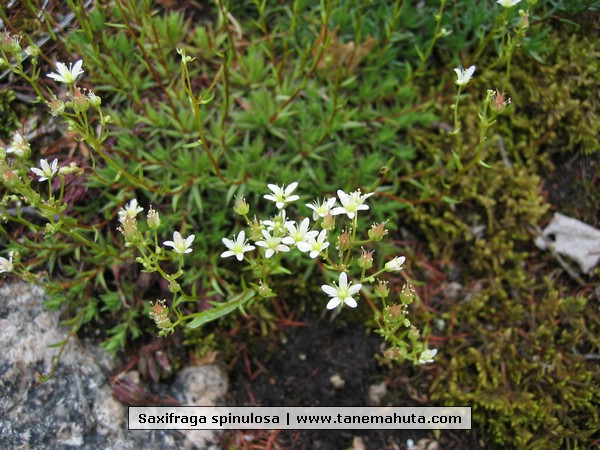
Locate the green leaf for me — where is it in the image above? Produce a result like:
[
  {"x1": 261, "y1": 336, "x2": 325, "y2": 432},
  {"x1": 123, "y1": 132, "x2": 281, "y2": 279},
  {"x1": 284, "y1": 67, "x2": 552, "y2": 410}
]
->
[
  {"x1": 441, "y1": 196, "x2": 461, "y2": 205},
  {"x1": 186, "y1": 290, "x2": 256, "y2": 329},
  {"x1": 272, "y1": 266, "x2": 292, "y2": 275},
  {"x1": 451, "y1": 149, "x2": 463, "y2": 170}
]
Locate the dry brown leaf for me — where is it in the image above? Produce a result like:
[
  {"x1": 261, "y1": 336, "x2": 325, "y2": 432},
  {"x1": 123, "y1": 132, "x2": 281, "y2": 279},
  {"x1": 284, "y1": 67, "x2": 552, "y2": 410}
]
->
[{"x1": 314, "y1": 28, "x2": 376, "y2": 73}]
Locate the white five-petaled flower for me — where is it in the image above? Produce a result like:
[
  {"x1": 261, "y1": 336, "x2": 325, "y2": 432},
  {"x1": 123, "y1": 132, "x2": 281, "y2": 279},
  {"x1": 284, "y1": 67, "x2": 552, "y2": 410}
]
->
[
  {"x1": 255, "y1": 229, "x2": 290, "y2": 258},
  {"x1": 282, "y1": 218, "x2": 318, "y2": 246},
  {"x1": 118, "y1": 199, "x2": 144, "y2": 222},
  {"x1": 263, "y1": 182, "x2": 300, "y2": 209},
  {"x1": 0, "y1": 255, "x2": 13, "y2": 273},
  {"x1": 454, "y1": 65, "x2": 476, "y2": 86},
  {"x1": 262, "y1": 210, "x2": 294, "y2": 234},
  {"x1": 496, "y1": 0, "x2": 521, "y2": 7},
  {"x1": 296, "y1": 229, "x2": 329, "y2": 258},
  {"x1": 306, "y1": 197, "x2": 337, "y2": 220},
  {"x1": 47, "y1": 60, "x2": 84, "y2": 84},
  {"x1": 31, "y1": 158, "x2": 59, "y2": 182},
  {"x1": 5, "y1": 132, "x2": 30, "y2": 157},
  {"x1": 385, "y1": 256, "x2": 406, "y2": 272},
  {"x1": 221, "y1": 231, "x2": 255, "y2": 261},
  {"x1": 418, "y1": 348, "x2": 438, "y2": 364},
  {"x1": 163, "y1": 231, "x2": 195, "y2": 254},
  {"x1": 321, "y1": 272, "x2": 362, "y2": 310},
  {"x1": 331, "y1": 189, "x2": 374, "y2": 219}
]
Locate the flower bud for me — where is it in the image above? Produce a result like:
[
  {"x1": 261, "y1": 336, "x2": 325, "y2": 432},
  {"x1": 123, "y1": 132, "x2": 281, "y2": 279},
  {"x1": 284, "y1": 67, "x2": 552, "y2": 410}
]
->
[
  {"x1": 518, "y1": 11, "x2": 529, "y2": 30},
  {"x1": 71, "y1": 87, "x2": 89, "y2": 112},
  {"x1": 168, "y1": 280, "x2": 180, "y2": 293},
  {"x1": 1, "y1": 33, "x2": 21, "y2": 55},
  {"x1": 387, "y1": 304, "x2": 404, "y2": 319},
  {"x1": 492, "y1": 89, "x2": 511, "y2": 113},
  {"x1": 177, "y1": 48, "x2": 194, "y2": 64},
  {"x1": 0, "y1": 254, "x2": 13, "y2": 273},
  {"x1": 48, "y1": 96, "x2": 65, "y2": 116},
  {"x1": 25, "y1": 45, "x2": 40, "y2": 57},
  {"x1": 1, "y1": 169, "x2": 21, "y2": 188},
  {"x1": 233, "y1": 196, "x2": 249, "y2": 215},
  {"x1": 146, "y1": 206, "x2": 161, "y2": 229},
  {"x1": 249, "y1": 216, "x2": 263, "y2": 241},
  {"x1": 357, "y1": 248, "x2": 374, "y2": 270},
  {"x1": 257, "y1": 279, "x2": 274, "y2": 298},
  {"x1": 5, "y1": 132, "x2": 31, "y2": 158},
  {"x1": 149, "y1": 299, "x2": 174, "y2": 330},
  {"x1": 58, "y1": 162, "x2": 83, "y2": 175},
  {"x1": 368, "y1": 222, "x2": 387, "y2": 241},
  {"x1": 400, "y1": 283, "x2": 415, "y2": 305},
  {"x1": 87, "y1": 90, "x2": 101, "y2": 107},
  {"x1": 337, "y1": 230, "x2": 351, "y2": 251},
  {"x1": 374, "y1": 280, "x2": 390, "y2": 299},
  {"x1": 408, "y1": 325, "x2": 419, "y2": 340},
  {"x1": 118, "y1": 216, "x2": 138, "y2": 243},
  {"x1": 383, "y1": 347, "x2": 403, "y2": 360},
  {"x1": 322, "y1": 212, "x2": 335, "y2": 231},
  {"x1": 385, "y1": 256, "x2": 406, "y2": 272}
]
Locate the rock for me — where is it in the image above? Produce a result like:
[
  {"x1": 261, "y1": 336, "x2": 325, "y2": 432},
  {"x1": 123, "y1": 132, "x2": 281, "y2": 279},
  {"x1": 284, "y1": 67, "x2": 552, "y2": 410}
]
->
[
  {"x1": 368, "y1": 381, "x2": 387, "y2": 406},
  {"x1": 329, "y1": 373, "x2": 345, "y2": 389},
  {"x1": 172, "y1": 365, "x2": 229, "y2": 450},
  {"x1": 0, "y1": 281, "x2": 227, "y2": 449},
  {"x1": 534, "y1": 212, "x2": 600, "y2": 273}
]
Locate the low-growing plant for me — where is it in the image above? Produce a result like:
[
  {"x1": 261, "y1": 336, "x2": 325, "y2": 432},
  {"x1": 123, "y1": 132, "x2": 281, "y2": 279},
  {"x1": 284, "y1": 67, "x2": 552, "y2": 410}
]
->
[{"x1": 1, "y1": 1, "x2": 597, "y2": 448}]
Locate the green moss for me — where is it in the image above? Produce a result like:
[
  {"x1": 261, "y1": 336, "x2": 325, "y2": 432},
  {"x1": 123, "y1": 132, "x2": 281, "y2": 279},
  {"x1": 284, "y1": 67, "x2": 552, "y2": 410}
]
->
[
  {"x1": 510, "y1": 30, "x2": 600, "y2": 156},
  {"x1": 431, "y1": 289, "x2": 598, "y2": 449},
  {"x1": 403, "y1": 22, "x2": 598, "y2": 447}
]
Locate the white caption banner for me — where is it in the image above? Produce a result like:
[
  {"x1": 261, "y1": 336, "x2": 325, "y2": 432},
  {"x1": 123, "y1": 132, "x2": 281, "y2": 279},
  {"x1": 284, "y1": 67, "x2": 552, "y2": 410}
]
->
[{"x1": 129, "y1": 406, "x2": 471, "y2": 430}]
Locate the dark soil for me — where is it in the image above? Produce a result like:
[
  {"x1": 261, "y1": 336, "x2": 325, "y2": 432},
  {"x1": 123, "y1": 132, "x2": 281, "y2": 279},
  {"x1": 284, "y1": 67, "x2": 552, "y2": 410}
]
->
[
  {"x1": 544, "y1": 150, "x2": 599, "y2": 227},
  {"x1": 221, "y1": 313, "x2": 469, "y2": 450}
]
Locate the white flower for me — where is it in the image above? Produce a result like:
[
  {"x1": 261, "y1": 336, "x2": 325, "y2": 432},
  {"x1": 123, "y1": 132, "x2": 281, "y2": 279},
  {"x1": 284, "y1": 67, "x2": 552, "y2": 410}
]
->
[
  {"x1": 496, "y1": 0, "x2": 520, "y2": 7},
  {"x1": 321, "y1": 272, "x2": 362, "y2": 310},
  {"x1": 163, "y1": 231, "x2": 195, "y2": 254},
  {"x1": 118, "y1": 199, "x2": 144, "y2": 222},
  {"x1": 331, "y1": 189, "x2": 374, "y2": 219},
  {"x1": 263, "y1": 182, "x2": 300, "y2": 209},
  {"x1": 296, "y1": 229, "x2": 329, "y2": 258},
  {"x1": 282, "y1": 218, "x2": 318, "y2": 246},
  {"x1": 385, "y1": 256, "x2": 406, "y2": 272},
  {"x1": 221, "y1": 231, "x2": 255, "y2": 261},
  {"x1": 0, "y1": 255, "x2": 13, "y2": 273},
  {"x1": 31, "y1": 159, "x2": 59, "y2": 182},
  {"x1": 47, "y1": 60, "x2": 84, "y2": 84},
  {"x1": 306, "y1": 197, "x2": 337, "y2": 220},
  {"x1": 418, "y1": 348, "x2": 438, "y2": 364},
  {"x1": 454, "y1": 65, "x2": 476, "y2": 86},
  {"x1": 262, "y1": 210, "x2": 293, "y2": 234},
  {"x1": 255, "y1": 229, "x2": 290, "y2": 258},
  {"x1": 5, "y1": 132, "x2": 30, "y2": 157}
]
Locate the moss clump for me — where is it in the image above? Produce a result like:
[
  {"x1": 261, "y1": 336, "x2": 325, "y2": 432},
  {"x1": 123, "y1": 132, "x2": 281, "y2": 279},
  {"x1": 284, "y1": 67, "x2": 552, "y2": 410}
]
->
[
  {"x1": 510, "y1": 29, "x2": 600, "y2": 156},
  {"x1": 430, "y1": 289, "x2": 598, "y2": 449},
  {"x1": 402, "y1": 21, "x2": 598, "y2": 448}
]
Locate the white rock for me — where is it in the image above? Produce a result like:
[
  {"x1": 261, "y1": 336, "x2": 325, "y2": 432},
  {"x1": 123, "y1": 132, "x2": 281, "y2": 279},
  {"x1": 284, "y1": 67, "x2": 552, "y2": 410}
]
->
[{"x1": 534, "y1": 213, "x2": 600, "y2": 273}]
